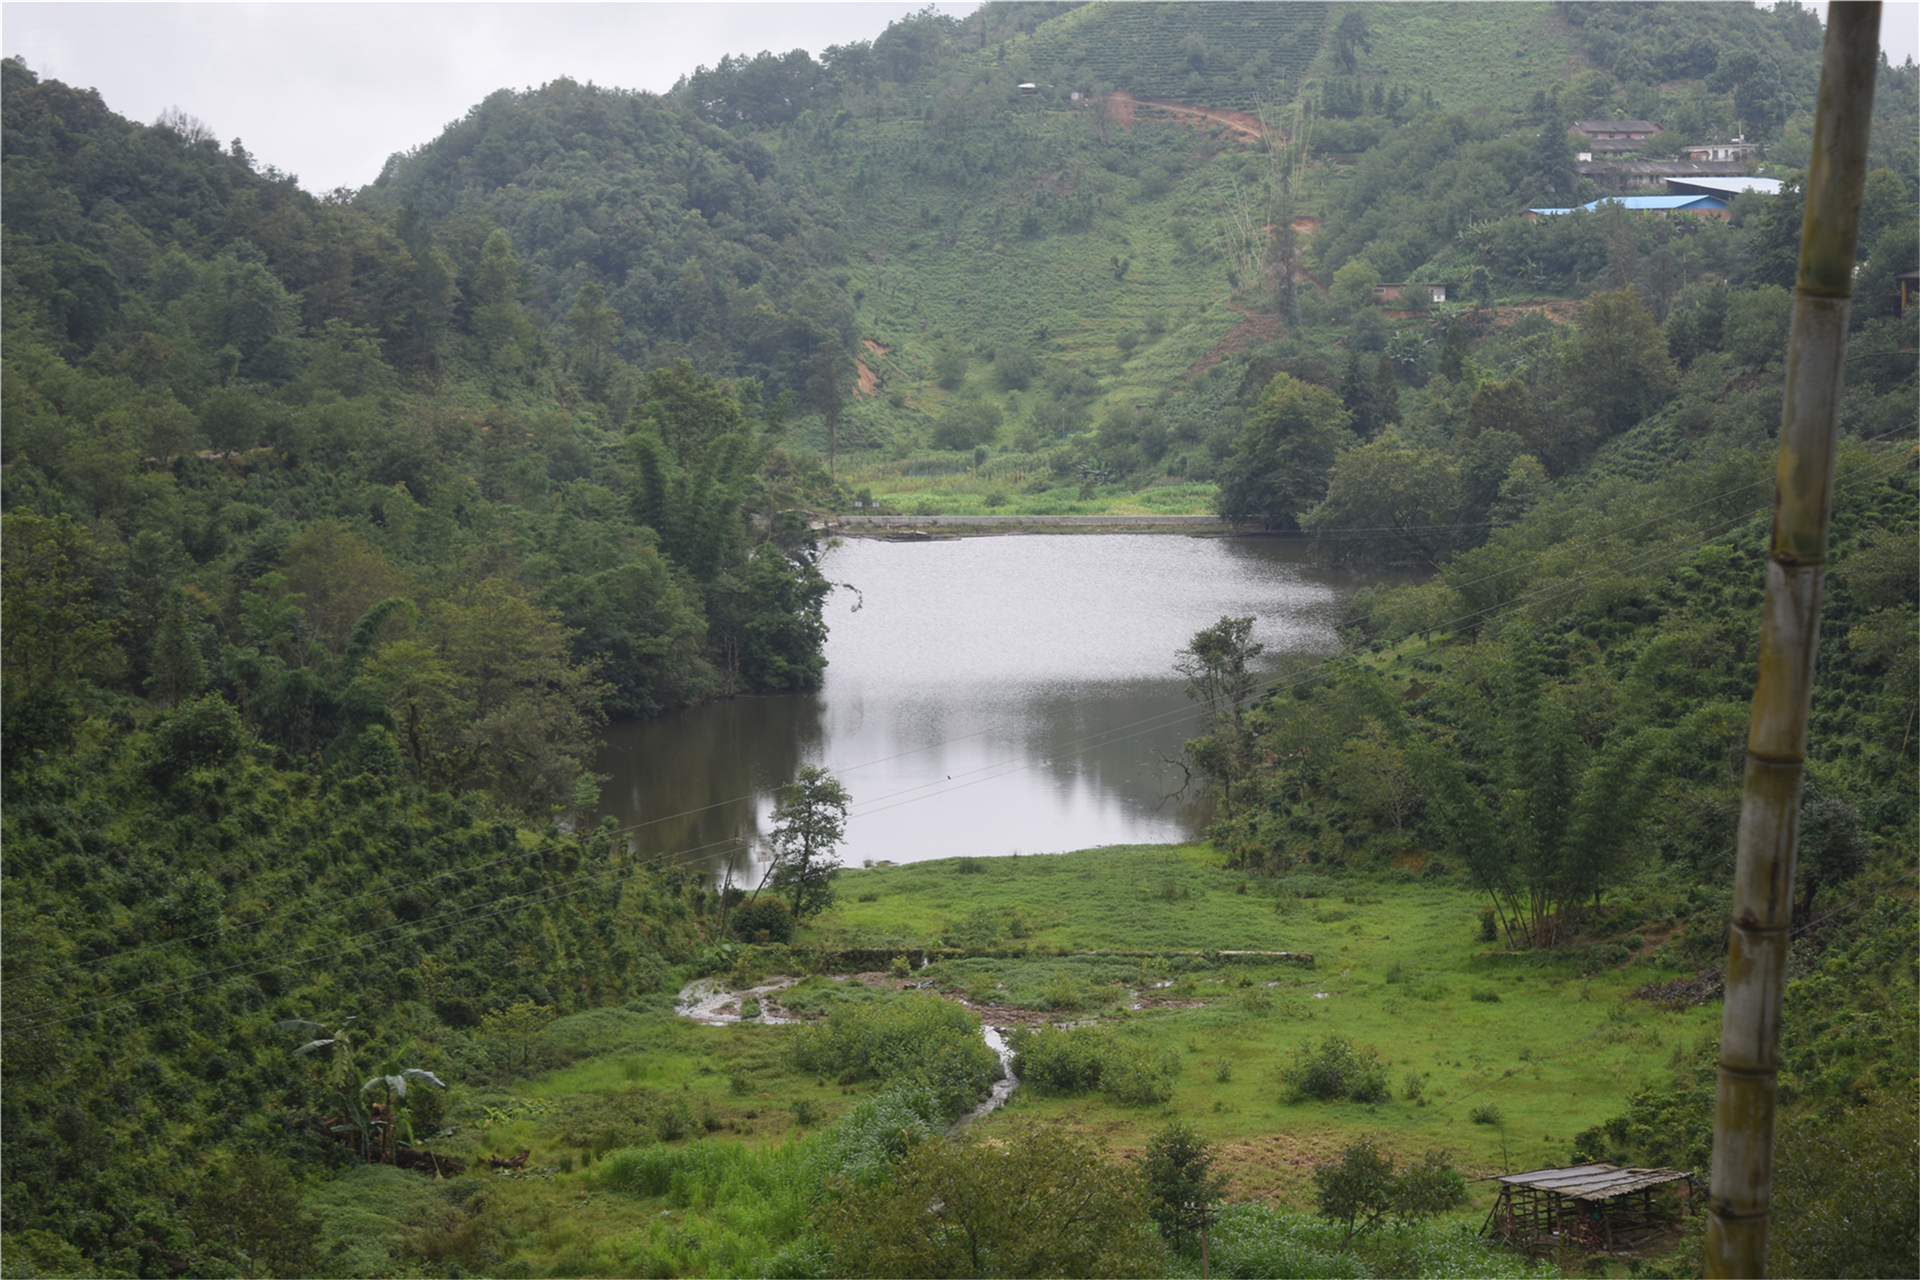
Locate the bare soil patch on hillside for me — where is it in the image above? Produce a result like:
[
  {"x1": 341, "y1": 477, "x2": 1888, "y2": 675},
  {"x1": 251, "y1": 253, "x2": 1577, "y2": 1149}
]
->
[
  {"x1": 1132, "y1": 93, "x2": 1273, "y2": 143},
  {"x1": 1494, "y1": 300, "x2": 1581, "y2": 326},
  {"x1": 855, "y1": 360, "x2": 880, "y2": 396},
  {"x1": 1184, "y1": 305, "x2": 1280, "y2": 380}
]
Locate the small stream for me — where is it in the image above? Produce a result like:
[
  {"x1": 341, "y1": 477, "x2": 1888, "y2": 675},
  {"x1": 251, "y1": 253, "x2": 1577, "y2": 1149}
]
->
[
  {"x1": 673, "y1": 977, "x2": 1021, "y2": 1131},
  {"x1": 674, "y1": 976, "x2": 799, "y2": 1025},
  {"x1": 948, "y1": 1024, "x2": 1019, "y2": 1134}
]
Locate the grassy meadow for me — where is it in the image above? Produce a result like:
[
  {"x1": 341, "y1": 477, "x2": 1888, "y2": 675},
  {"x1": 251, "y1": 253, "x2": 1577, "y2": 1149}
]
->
[
  {"x1": 817, "y1": 846, "x2": 1717, "y2": 1199},
  {"x1": 321, "y1": 844, "x2": 1717, "y2": 1276}
]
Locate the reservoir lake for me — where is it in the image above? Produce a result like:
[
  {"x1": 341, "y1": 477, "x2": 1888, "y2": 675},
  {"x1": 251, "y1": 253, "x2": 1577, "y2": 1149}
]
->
[{"x1": 594, "y1": 534, "x2": 1397, "y2": 884}]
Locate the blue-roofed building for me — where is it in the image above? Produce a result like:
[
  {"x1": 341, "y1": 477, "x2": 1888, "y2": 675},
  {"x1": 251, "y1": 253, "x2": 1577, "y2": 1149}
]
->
[
  {"x1": 1584, "y1": 195, "x2": 1730, "y2": 215},
  {"x1": 1526, "y1": 194, "x2": 1729, "y2": 221}
]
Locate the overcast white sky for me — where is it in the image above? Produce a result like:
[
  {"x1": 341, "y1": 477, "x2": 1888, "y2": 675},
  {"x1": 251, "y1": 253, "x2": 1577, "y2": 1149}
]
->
[
  {"x1": 5, "y1": 2, "x2": 1916, "y2": 196},
  {"x1": 3, "y1": 3, "x2": 983, "y2": 192}
]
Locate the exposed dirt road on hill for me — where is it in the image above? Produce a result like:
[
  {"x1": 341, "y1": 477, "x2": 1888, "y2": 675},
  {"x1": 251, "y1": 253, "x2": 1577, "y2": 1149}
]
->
[
  {"x1": 1123, "y1": 91, "x2": 1276, "y2": 143},
  {"x1": 1184, "y1": 305, "x2": 1281, "y2": 380}
]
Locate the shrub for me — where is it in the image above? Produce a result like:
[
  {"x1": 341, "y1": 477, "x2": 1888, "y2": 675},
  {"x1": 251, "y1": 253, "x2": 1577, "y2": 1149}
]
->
[
  {"x1": 1277, "y1": 873, "x2": 1341, "y2": 898},
  {"x1": 148, "y1": 693, "x2": 245, "y2": 785},
  {"x1": 996, "y1": 346, "x2": 1038, "y2": 391},
  {"x1": 815, "y1": 1087, "x2": 942, "y2": 1187},
  {"x1": 945, "y1": 907, "x2": 1003, "y2": 949},
  {"x1": 1470, "y1": 989, "x2": 1501, "y2": 1003},
  {"x1": 1009, "y1": 1026, "x2": 1177, "y2": 1105},
  {"x1": 1010, "y1": 1025, "x2": 1106, "y2": 1094},
  {"x1": 817, "y1": 1119, "x2": 1163, "y2": 1278},
  {"x1": 1280, "y1": 1035, "x2": 1389, "y2": 1104},
  {"x1": 787, "y1": 993, "x2": 999, "y2": 1119},
  {"x1": 1468, "y1": 1103, "x2": 1504, "y2": 1125},
  {"x1": 653, "y1": 1093, "x2": 693, "y2": 1141},
  {"x1": 1102, "y1": 1041, "x2": 1181, "y2": 1105},
  {"x1": 1203, "y1": 1203, "x2": 1367, "y2": 1279},
  {"x1": 732, "y1": 896, "x2": 794, "y2": 944},
  {"x1": 1771, "y1": 1089, "x2": 1919, "y2": 1278},
  {"x1": 932, "y1": 401, "x2": 1000, "y2": 450},
  {"x1": 1041, "y1": 968, "x2": 1096, "y2": 1011},
  {"x1": 188, "y1": 1153, "x2": 325, "y2": 1279}
]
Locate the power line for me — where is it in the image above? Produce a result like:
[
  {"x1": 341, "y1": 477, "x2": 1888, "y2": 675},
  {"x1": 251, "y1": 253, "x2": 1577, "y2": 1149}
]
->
[
  {"x1": 22, "y1": 445, "x2": 1912, "y2": 1003},
  {"x1": 12, "y1": 441, "x2": 1913, "y2": 1022},
  {"x1": 1378, "y1": 869, "x2": 1919, "y2": 1146}
]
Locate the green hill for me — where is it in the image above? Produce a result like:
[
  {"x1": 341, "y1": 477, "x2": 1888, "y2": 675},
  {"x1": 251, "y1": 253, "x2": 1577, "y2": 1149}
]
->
[
  {"x1": 356, "y1": 0, "x2": 1872, "y2": 503},
  {"x1": 2, "y1": 4, "x2": 1916, "y2": 1274}
]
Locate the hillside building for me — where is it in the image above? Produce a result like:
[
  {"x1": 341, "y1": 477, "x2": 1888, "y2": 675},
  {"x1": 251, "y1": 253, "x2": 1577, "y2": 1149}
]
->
[
  {"x1": 1684, "y1": 138, "x2": 1761, "y2": 162},
  {"x1": 1663, "y1": 176, "x2": 1784, "y2": 199},
  {"x1": 1526, "y1": 194, "x2": 1730, "y2": 220},
  {"x1": 1370, "y1": 282, "x2": 1449, "y2": 305},
  {"x1": 1568, "y1": 119, "x2": 1663, "y2": 160}
]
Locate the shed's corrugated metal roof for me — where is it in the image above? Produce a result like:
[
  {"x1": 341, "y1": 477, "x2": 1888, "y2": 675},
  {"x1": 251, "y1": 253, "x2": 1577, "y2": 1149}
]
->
[
  {"x1": 1583, "y1": 195, "x2": 1728, "y2": 211},
  {"x1": 1570, "y1": 120, "x2": 1662, "y2": 134},
  {"x1": 1665, "y1": 176, "x2": 1784, "y2": 197},
  {"x1": 1492, "y1": 1164, "x2": 1693, "y2": 1199}
]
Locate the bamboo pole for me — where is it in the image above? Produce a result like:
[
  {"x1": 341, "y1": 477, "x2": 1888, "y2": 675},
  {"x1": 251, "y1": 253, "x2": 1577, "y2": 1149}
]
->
[{"x1": 1705, "y1": 6, "x2": 1881, "y2": 1276}]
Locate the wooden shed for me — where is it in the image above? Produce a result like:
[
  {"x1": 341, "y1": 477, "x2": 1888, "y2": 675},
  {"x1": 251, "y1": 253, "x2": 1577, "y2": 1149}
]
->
[{"x1": 1482, "y1": 1163, "x2": 1696, "y2": 1254}]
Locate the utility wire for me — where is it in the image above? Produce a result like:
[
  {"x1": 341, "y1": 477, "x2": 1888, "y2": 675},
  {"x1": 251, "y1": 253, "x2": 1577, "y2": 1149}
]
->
[
  {"x1": 12, "y1": 443, "x2": 1913, "y2": 1018},
  {"x1": 19, "y1": 446, "x2": 1911, "y2": 1023},
  {"x1": 1381, "y1": 870, "x2": 1919, "y2": 1145},
  {"x1": 43, "y1": 431, "x2": 1910, "y2": 983}
]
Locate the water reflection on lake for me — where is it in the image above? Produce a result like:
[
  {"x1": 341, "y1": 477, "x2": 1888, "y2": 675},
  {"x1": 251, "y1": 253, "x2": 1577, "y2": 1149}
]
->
[{"x1": 594, "y1": 534, "x2": 1393, "y2": 884}]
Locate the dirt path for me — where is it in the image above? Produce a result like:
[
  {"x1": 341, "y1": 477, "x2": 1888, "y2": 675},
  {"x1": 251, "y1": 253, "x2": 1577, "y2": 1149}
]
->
[
  {"x1": 1183, "y1": 305, "x2": 1281, "y2": 380},
  {"x1": 1126, "y1": 91, "x2": 1276, "y2": 144}
]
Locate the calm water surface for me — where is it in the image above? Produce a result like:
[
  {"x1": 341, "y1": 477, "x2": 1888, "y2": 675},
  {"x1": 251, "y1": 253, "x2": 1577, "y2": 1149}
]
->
[{"x1": 594, "y1": 535, "x2": 1391, "y2": 883}]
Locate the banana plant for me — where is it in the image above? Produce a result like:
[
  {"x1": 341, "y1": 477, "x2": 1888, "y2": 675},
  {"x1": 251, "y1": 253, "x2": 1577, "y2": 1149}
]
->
[
  {"x1": 273, "y1": 1021, "x2": 447, "y2": 1165},
  {"x1": 360, "y1": 1065, "x2": 447, "y2": 1164},
  {"x1": 274, "y1": 1018, "x2": 372, "y2": 1160}
]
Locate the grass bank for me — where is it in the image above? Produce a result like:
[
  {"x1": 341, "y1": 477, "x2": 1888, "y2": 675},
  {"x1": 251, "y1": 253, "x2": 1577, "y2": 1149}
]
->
[
  {"x1": 812, "y1": 846, "x2": 1717, "y2": 1202},
  {"x1": 304, "y1": 845, "x2": 1713, "y2": 1275}
]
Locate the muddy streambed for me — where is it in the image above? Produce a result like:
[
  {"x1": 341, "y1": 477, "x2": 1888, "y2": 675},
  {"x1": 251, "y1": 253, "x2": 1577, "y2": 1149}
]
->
[{"x1": 674, "y1": 974, "x2": 1022, "y2": 1132}]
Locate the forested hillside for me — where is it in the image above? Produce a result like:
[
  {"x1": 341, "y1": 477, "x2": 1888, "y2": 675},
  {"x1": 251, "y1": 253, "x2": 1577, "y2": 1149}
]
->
[
  {"x1": 2, "y1": 56, "x2": 843, "y2": 762},
  {"x1": 0, "y1": 52, "x2": 833, "y2": 1278},
  {"x1": 357, "y1": 1, "x2": 1911, "y2": 509},
  {"x1": 3, "y1": 2, "x2": 1916, "y2": 1276}
]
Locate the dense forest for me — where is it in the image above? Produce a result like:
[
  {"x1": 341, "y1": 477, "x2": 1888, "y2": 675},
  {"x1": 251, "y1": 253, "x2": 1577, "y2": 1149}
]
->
[{"x1": 2, "y1": 2, "x2": 1915, "y2": 1276}]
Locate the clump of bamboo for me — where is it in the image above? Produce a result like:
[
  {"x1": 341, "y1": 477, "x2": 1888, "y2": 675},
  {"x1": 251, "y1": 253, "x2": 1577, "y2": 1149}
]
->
[{"x1": 1706, "y1": 5, "x2": 1881, "y2": 1277}]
